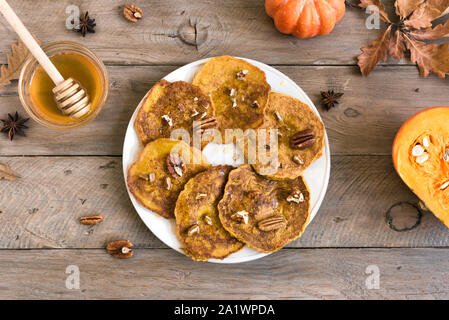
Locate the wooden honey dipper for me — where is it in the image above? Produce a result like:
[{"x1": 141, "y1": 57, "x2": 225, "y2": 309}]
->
[{"x1": 0, "y1": 0, "x2": 91, "y2": 119}]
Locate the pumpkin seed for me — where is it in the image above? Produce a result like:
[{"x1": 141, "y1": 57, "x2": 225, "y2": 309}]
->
[
  {"x1": 412, "y1": 144, "x2": 424, "y2": 157},
  {"x1": 422, "y1": 136, "x2": 430, "y2": 148},
  {"x1": 415, "y1": 153, "x2": 429, "y2": 164}
]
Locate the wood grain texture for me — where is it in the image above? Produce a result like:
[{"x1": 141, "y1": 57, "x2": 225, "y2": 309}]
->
[
  {"x1": 0, "y1": 248, "x2": 448, "y2": 299},
  {"x1": 0, "y1": 0, "x2": 390, "y2": 66},
  {"x1": 0, "y1": 0, "x2": 448, "y2": 300},
  {"x1": 0, "y1": 156, "x2": 447, "y2": 249},
  {"x1": 1, "y1": 65, "x2": 447, "y2": 156}
]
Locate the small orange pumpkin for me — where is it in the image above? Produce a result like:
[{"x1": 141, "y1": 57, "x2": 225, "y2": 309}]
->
[{"x1": 265, "y1": 0, "x2": 346, "y2": 38}]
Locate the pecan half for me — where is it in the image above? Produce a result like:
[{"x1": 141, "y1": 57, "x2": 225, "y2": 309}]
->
[
  {"x1": 123, "y1": 5, "x2": 143, "y2": 23},
  {"x1": 290, "y1": 129, "x2": 315, "y2": 149},
  {"x1": 257, "y1": 216, "x2": 287, "y2": 231},
  {"x1": 80, "y1": 214, "x2": 104, "y2": 225},
  {"x1": 167, "y1": 153, "x2": 186, "y2": 178},
  {"x1": 194, "y1": 117, "x2": 218, "y2": 135},
  {"x1": 106, "y1": 240, "x2": 133, "y2": 259}
]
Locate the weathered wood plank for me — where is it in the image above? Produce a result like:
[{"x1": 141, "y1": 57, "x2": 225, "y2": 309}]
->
[
  {"x1": 0, "y1": 248, "x2": 448, "y2": 299},
  {"x1": 0, "y1": 65, "x2": 447, "y2": 156},
  {"x1": 0, "y1": 156, "x2": 447, "y2": 249},
  {"x1": 0, "y1": 0, "x2": 390, "y2": 66},
  {"x1": 0, "y1": 65, "x2": 172, "y2": 156}
]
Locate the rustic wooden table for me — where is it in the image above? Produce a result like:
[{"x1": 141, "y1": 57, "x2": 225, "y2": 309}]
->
[{"x1": 0, "y1": 0, "x2": 448, "y2": 300}]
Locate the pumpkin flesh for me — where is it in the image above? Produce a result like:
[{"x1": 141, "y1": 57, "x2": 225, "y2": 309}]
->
[{"x1": 392, "y1": 107, "x2": 449, "y2": 228}]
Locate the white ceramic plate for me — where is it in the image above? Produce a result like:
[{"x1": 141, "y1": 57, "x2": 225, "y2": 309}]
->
[{"x1": 123, "y1": 57, "x2": 331, "y2": 263}]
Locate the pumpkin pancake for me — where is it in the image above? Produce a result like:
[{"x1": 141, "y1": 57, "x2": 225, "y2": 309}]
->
[
  {"x1": 135, "y1": 80, "x2": 215, "y2": 146},
  {"x1": 175, "y1": 165, "x2": 244, "y2": 261},
  {"x1": 218, "y1": 165, "x2": 310, "y2": 253},
  {"x1": 242, "y1": 92, "x2": 325, "y2": 180},
  {"x1": 127, "y1": 138, "x2": 210, "y2": 219},
  {"x1": 192, "y1": 56, "x2": 270, "y2": 136}
]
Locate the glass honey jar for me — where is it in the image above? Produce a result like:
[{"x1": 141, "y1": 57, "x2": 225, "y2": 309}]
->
[{"x1": 18, "y1": 41, "x2": 109, "y2": 129}]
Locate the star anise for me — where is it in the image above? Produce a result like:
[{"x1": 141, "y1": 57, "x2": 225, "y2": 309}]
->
[
  {"x1": 320, "y1": 90, "x2": 344, "y2": 110},
  {"x1": 75, "y1": 11, "x2": 96, "y2": 37},
  {"x1": 1, "y1": 112, "x2": 29, "y2": 141}
]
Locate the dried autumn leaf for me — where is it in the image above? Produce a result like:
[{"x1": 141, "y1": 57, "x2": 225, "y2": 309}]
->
[
  {"x1": 405, "y1": 0, "x2": 449, "y2": 29},
  {"x1": 428, "y1": 0, "x2": 449, "y2": 15},
  {"x1": 0, "y1": 162, "x2": 19, "y2": 181},
  {"x1": 395, "y1": 0, "x2": 424, "y2": 19},
  {"x1": 389, "y1": 29, "x2": 407, "y2": 59},
  {"x1": 433, "y1": 43, "x2": 449, "y2": 76},
  {"x1": 359, "y1": 0, "x2": 391, "y2": 23},
  {"x1": 358, "y1": 25, "x2": 392, "y2": 77},
  {"x1": 357, "y1": 0, "x2": 449, "y2": 77},
  {"x1": 405, "y1": 36, "x2": 449, "y2": 78},
  {"x1": 410, "y1": 20, "x2": 449, "y2": 40},
  {"x1": 0, "y1": 37, "x2": 40, "y2": 89}
]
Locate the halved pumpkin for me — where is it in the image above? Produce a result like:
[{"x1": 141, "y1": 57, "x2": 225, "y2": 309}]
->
[{"x1": 392, "y1": 107, "x2": 449, "y2": 228}]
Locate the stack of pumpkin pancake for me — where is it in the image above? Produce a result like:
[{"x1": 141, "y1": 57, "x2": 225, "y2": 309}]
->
[{"x1": 127, "y1": 56, "x2": 325, "y2": 261}]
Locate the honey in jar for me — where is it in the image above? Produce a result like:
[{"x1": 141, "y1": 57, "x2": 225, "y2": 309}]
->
[
  {"x1": 29, "y1": 53, "x2": 103, "y2": 126},
  {"x1": 19, "y1": 41, "x2": 109, "y2": 129}
]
